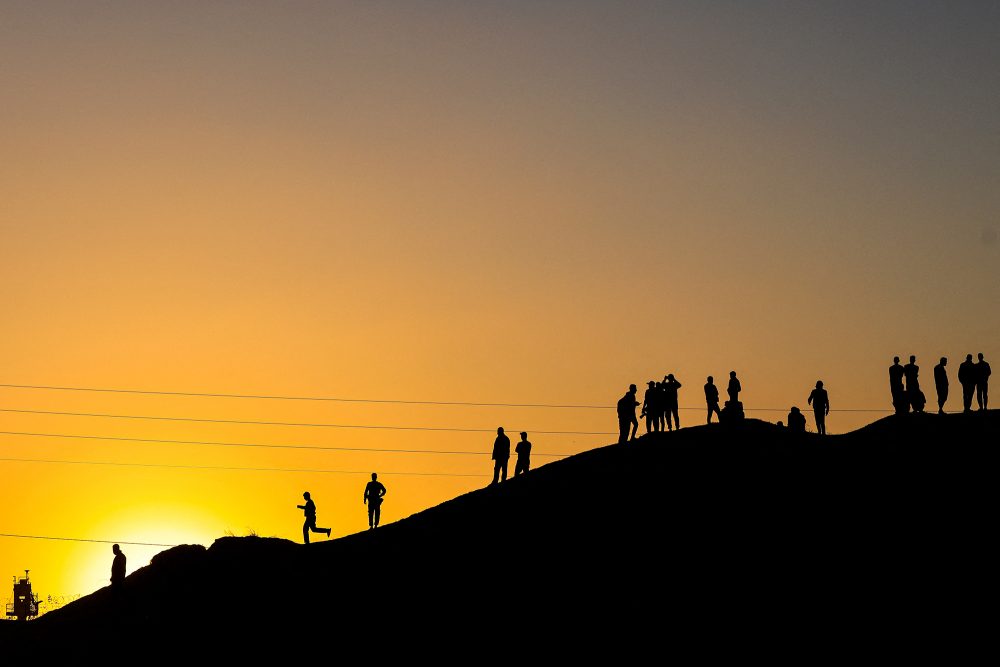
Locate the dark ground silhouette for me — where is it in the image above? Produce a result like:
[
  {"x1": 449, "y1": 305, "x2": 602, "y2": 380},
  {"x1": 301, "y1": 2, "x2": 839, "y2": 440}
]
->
[{"x1": 3, "y1": 411, "x2": 996, "y2": 658}]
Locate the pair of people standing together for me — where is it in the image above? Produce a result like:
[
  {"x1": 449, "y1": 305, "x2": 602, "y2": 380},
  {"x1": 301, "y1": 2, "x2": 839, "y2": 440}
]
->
[{"x1": 490, "y1": 427, "x2": 532, "y2": 484}]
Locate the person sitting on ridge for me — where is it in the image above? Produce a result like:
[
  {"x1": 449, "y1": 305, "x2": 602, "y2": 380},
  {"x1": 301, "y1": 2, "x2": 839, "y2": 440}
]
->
[{"x1": 787, "y1": 407, "x2": 806, "y2": 433}]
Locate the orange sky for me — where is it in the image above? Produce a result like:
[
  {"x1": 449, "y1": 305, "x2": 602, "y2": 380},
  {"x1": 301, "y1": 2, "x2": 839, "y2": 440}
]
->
[{"x1": 1, "y1": 2, "x2": 997, "y2": 603}]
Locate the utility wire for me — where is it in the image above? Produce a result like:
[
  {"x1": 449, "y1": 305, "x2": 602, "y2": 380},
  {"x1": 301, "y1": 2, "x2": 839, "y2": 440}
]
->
[
  {"x1": 0, "y1": 408, "x2": 616, "y2": 435},
  {"x1": 0, "y1": 456, "x2": 488, "y2": 478},
  {"x1": 0, "y1": 383, "x2": 611, "y2": 410},
  {"x1": 0, "y1": 383, "x2": 893, "y2": 413},
  {"x1": 0, "y1": 532, "x2": 179, "y2": 548},
  {"x1": 0, "y1": 430, "x2": 573, "y2": 458}
]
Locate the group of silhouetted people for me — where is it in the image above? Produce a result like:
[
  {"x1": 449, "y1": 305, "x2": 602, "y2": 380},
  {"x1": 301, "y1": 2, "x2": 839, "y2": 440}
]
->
[
  {"x1": 891, "y1": 353, "x2": 990, "y2": 415},
  {"x1": 639, "y1": 374, "x2": 683, "y2": 433},
  {"x1": 490, "y1": 427, "x2": 532, "y2": 484},
  {"x1": 617, "y1": 371, "x2": 747, "y2": 442}
]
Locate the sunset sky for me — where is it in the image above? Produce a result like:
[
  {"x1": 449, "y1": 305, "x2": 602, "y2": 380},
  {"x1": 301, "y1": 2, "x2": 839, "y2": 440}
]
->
[{"x1": 1, "y1": 1, "x2": 997, "y2": 602}]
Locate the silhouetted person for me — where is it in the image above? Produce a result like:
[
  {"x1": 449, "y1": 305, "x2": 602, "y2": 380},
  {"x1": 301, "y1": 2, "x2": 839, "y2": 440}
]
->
[
  {"x1": 641, "y1": 381, "x2": 658, "y2": 434},
  {"x1": 807, "y1": 381, "x2": 830, "y2": 435},
  {"x1": 934, "y1": 357, "x2": 949, "y2": 414},
  {"x1": 617, "y1": 384, "x2": 639, "y2": 444},
  {"x1": 958, "y1": 354, "x2": 976, "y2": 412},
  {"x1": 654, "y1": 381, "x2": 666, "y2": 432},
  {"x1": 976, "y1": 353, "x2": 991, "y2": 411},
  {"x1": 111, "y1": 544, "x2": 126, "y2": 596},
  {"x1": 663, "y1": 374, "x2": 682, "y2": 431},
  {"x1": 889, "y1": 356, "x2": 906, "y2": 413},
  {"x1": 514, "y1": 431, "x2": 532, "y2": 476},
  {"x1": 297, "y1": 491, "x2": 332, "y2": 544},
  {"x1": 491, "y1": 427, "x2": 511, "y2": 484},
  {"x1": 363, "y1": 473, "x2": 387, "y2": 529},
  {"x1": 704, "y1": 376, "x2": 722, "y2": 424},
  {"x1": 787, "y1": 407, "x2": 806, "y2": 433},
  {"x1": 904, "y1": 355, "x2": 923, "y2": 413},
  {"x1": 727, "y1": 371, "x2": 741, "y2": 404}
]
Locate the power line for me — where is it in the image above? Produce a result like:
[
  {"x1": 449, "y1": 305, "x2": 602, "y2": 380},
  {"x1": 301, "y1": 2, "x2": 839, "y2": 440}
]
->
[
  {"x1": 0, "y1": 532, "x2": 179, "y2": 548},
  {"x1": 0, "y1": 383, "x2": 612, "y2": 410},
  {"x1": 0, "y1": 456, "x2": 488, "y2": 478},
  {"x1": 0, "y1": 383, "x2": 894, "y2": 413},
  {"x1": 0, "y1": 430, "x2": 574, "y2": 458},
  {"x1": 0, "y1": 408, "x2": 616, "y2": 435}
]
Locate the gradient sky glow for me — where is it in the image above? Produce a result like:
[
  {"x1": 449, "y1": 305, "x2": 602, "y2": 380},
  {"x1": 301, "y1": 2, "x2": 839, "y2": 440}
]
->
[{"x1": 1, "y1": 1, "x2": 998, "y2": 601}]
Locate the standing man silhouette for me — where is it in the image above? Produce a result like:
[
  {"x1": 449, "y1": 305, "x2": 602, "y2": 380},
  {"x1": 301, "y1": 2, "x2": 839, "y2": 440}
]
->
[
  {"x1": 958, "y1": 354, "x2": 976, "y2": 412},
  {"x1": 111, "y1": 544, "x2": 126, "y2": 596},
  {"x1": 904, "y1": 355, "x2": 922, "y2": 413},
  {"x1": 491, "y1": 427, "x2": 511, "y2": 484},
  {"x1": 975, "y1": 353, "x2": 991, "y2": 411},
  {"x1": 514, "y1": 432, "x2": 532, "y2": 477},
  {"x1": 704, "y1": 376, "x2": 722, "y2": 424},
  {"x1": 363, "y1": 473, "x2": 387, "y2": 530},
  {"x1": 617, "y1": 384, "x2": 639, "y2": 444},
  {"x1": 807, "y1": 381, "x2": 830, "y2": 435},
  {"x1": 727, "y1": 371, "x2": 741, "y2": 404},
  {"x1": 934, "y1": 357, "x2": 949, "y2": 414},
  {"x1": 889, "y1": 356, "x2": 906, "y2": 413},
  {"x1": 641, "y1": 381, "x2": 658, "y2": 434},
  {"x1": 297, "y1": 491, "x2": 332, "y2": 544},
  {"x1": 663, "y1": 374, "x2": 682, "y2": 431}
]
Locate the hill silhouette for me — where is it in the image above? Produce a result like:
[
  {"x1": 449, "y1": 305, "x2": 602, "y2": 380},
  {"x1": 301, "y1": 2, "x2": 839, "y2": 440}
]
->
[{"x1": 2, "y1": 412, "x2": 996, "y2": 657}]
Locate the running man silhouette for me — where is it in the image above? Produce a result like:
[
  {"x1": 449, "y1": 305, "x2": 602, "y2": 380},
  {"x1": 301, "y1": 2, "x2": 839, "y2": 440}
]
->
[
  {"x1": 958, "y1": 354, "x2": 976, "y2": 412},
  {"x1": 363, "y1": 473, "x2": 387, "y2": 529},
  {"x1": 704, "y1": 376, "x2": 722, "y2": 424},
  {"x1": 491, "y1": 427, "x2": 511, "y2": 484},
  {"x1": 976, "y1": 353, "x2": 991, "y2": 411},
  {"x1": 617, "y1": 384, "x2": 639, "y2": 444},
  {"x1": 297, "y1": 491, "x2": 332, "y2": 544},
  {"x1": 787, "y1": 406, "x2": 806, "y2": 433},
  {"x1": 807, "y1": 381, "x2": 830, "y2": 435},
  {"x1": 904, "y1": 355, "x2": 923, "y2": 412},
  {"x1": 111, "y1": 544, "x2": 126, "y2": 595},
  {"x1": 514, "y1": 432, "x2": 532, "y2": 477},
  {"x1": 889, "y1": 356, "x2": 907, "y2": 413},
  {"x1": 663, "y1": 374, "x2": 682, "y2": 431},
  {"x1": 934, "y1": 357, "x2": 949, "y2": 414},
  {"x1": 727, "y1": 371, "x2": 741, "y2": 404}
]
